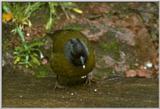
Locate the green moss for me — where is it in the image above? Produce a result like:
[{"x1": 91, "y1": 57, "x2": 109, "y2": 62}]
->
[
  {"x1": 63, "y1": 23, "x2": 88, "y2": 31},
  {"x1": 94, "y1": 67, "x2": 115, "y2": 80},
  {"x1": 98, "y1": 30, "x2": 121, "y2": 60},
  {"x1": 99, "y1": 41, "x2": 120, "y2": 60},
  {"x1": 100, "y1": 41, "x2": 119, "y2": 53},
  {"x1": 34, "y1": 65, "x2": 51, "y2": 78}
]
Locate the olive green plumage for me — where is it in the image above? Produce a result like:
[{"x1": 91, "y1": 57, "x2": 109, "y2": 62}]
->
[{"x1": 48, "y1": 30, "x2": 95, "y2": 85}]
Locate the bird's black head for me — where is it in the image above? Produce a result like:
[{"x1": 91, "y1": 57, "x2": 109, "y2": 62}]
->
[{"x1": 64, "y1": 38, "x2": 89, "y2": 69}]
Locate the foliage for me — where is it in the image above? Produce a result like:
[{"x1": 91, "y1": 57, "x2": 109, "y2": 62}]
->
[
  {"x1": 2, "y1": 2, "x2": 83, "y2": 75},
  {"x1": 13, "y1": 26, "x2": 44, "y2": 68},
  {"x1": 3, "y1": 2, "x2": 82, "y2": 64},
  {"x1": 45, "y1": 2, "x2": 83, "y2": 30},
  {"x1": 3, "y1": 2, "x2": 83, "y2": 30},
  {"x1": 2, "y1": 3, "x2": 13, "y2": 23},
  {"x1": 45, "y1": 2, "x2": 58, "y2": 30},
  {"x1": 2, "y1": 2, "x2": 43, "y2": 27}
]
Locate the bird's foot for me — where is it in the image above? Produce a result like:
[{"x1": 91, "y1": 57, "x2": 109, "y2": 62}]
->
[
  {"x1": 85, "y1": 77, "x2": 96, "y2": 86},
  {"x1": 85, "y1": 72, "x2": 96, "y2": 86},
  {"x1": 54, "y1": 81, "x2": 65, "y2": 89}
]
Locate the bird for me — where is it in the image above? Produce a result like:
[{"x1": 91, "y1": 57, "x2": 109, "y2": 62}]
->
[{"x1": 47, "y1": 30, "x2": 95, "y2": 87}]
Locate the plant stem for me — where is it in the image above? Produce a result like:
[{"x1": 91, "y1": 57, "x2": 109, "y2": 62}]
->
[
  {"x1": 61, "y1": 4, "x2": 70, "y2": 19},
  {"x1": 16, "y1": 26, "x2": 28, "y2": 50}
]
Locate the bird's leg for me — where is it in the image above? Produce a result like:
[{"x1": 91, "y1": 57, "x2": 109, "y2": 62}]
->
[
  {"x1": 54, "y1": 81, "x2": 65, "y2": 89},
  {"x1": 85, "y1": 72, "x2": 96, "y2": 85},
  {"x1": 54, "y1": 75, "x2": 65, "y2": 89}
]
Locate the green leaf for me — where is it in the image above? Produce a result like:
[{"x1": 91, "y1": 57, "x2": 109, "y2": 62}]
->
[
  {"x1": 16, "y1": 26, "x2": 25, "y2": 42},
  {"x1": 11, "y1": 28, "x2": 17, "y2": 34},
  {"x1": 25, "y1": 2, "x2": 44, "y2": 19},
  {"x1": 72, "y1": 8, "x2": 83, "y2": 14},
  {"x1": 14, "y1": 56, "x2": 21, "y2": 64},
  {"x1": 60, "y1": 2, "x2": 75, "y2": 9},
  {"x1": 31, "y1": 55, "x2": 40, "y2": 66},
  {"x1": 25, "y1": 55, "x2": 29, "y2": 64},
  {"x1": 28, "y1": 20, "x2": 32, "y2": 27},
  {"x1": 33, "y1": 53, "x2": 39, "y2": 57},
  {"x1": 49, "y1": 2, "x2": 57, "y2": 14},
  {"x1": 15, "y1": 46, "x2": 23, "y2": 51},
  {"x1": 45, "y1": 16, "x2": 53, "y2": 30},
  {"x1": 3, "y1": 5, "x2": 11, "y2": 13},
  {"x1": 28, "y1": 62, "x2": 33, "y2": 67},
  {"x1": 29, "y1": 41, "x2": 44, "y2": 48}
]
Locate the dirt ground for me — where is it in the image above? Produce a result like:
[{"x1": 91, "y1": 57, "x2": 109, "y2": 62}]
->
[{"x1": 2, "y1": 66, "x2": 158, "y2": 107}]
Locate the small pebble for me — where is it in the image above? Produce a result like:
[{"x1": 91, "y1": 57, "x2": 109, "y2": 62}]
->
[
  {"x1": 26, "y1": 33, "x2": 30, "y2": 37},
  {"x1": 70, "y1": 14, "x2": 76, "y2": 19},
  {"x1": 145, "y1": 62, "x2": 153, "y2": 68},
  {"x1": 42, "y1": 58, "x2": 48, "y2": 65},
  {"x1": 134, "y1": 63, "x2": 139, "y2": 66},
  {"x1": 80, "y1": 99, "x2": 83, "y2": 101},
  {"x1": 140, "y1": 65, "x2": 144, "y2": 69},
  {"x1": 154, "y1": 65, "x2": 159, "y2": 70},
  {"x1": 83, "y1": 65, "x2": 85, "y2": 69},
  {"x1": 19, "y1": 95, "x2": 23, "y2": 98},
  {"x1": 143, "y1": 66, "x2": 147, "y2": 70},
  {"x1": 94, "y1": 89, "x2": 97, "y2": 92},
  {"x1": 125, "y1": 69, "x2": 137, "y2": 77},
  {"x1": 70, "y1": 93, "x2": 74, "y2": 96}
]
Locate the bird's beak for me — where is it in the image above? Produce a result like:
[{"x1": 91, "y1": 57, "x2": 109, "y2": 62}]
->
[
  {"x1": 82, "y1": 65, "x2": 85, "y2": 69},
  {"x1": 80, "y1": 56, "x2": 85, "y2": 69}
]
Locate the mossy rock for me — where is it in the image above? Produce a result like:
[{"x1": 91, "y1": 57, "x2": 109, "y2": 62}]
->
[{"x1": 99, "y1": 31, "x2": 120, "y2": 60}]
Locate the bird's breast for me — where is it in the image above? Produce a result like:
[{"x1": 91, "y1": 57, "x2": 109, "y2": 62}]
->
[{"x1": 64, "y1": 38, "x2": 89, "y2": 67}]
